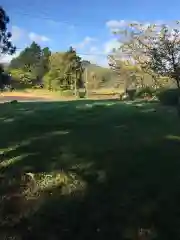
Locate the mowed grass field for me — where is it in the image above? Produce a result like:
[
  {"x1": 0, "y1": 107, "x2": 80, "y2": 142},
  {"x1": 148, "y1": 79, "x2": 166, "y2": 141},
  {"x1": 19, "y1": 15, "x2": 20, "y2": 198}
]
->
[{"x1": 1, "y1": 99, "x2": 180, "y2": 239}]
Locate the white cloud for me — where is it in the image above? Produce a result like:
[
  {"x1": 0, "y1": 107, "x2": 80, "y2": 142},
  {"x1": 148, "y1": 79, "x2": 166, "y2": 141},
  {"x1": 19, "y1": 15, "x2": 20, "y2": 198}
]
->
[
  {"x1": 1, "y1": 26, "x2": 24, "y2": 63},
  {"x1": 29, "y1": 32, "x2": 50, "y2": 43},
  {"x1": 78, "y1": 40, "x2": 118, "y2": 67},
  {"x1": 74, "y1": 35, "x2": 121, "y2": 67},
  {"x1": 11, "y1": 26, "x2": 51, "y2": 44},
  {"x1": 86, "y1": 38, "x2": 125, "y2": 66},
  {"x1": 104, "y1": 39, "x2": 120, "y2": 54},
  {"x1": 106, "y1": 19, "x2": 169, "y2": 32},
  {"x1": 89, "y1": 46, "x2": 98, "y2": 53},
  {"x1": 73, "y1": 36, "x2": 97, "y2": 49},
  {"x1": 84, "y1": 36, "x2": 96, "y2": 43},
  {"x1": 80, "y1": 52, "x2": 108, "y2": 67},
  {"x1": 11, "y1": 26, "x2": 25, "y2": 42},
  {"x1": 106, "y1": 20, "x2": 128, "y2": 29},
  {"x1": 1, "y1": 49, "x2": 21, "y2": 63},
  {"x1": 1, "y1": 25, "x2": 51, "y2": 63}
]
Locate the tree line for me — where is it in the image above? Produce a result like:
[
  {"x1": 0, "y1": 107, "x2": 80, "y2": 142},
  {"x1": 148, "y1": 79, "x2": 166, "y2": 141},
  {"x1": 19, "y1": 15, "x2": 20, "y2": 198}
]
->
[
  {"x1": 9, "y1": 44, "x2": 85, "y2": 93},
  {"x1": 0, "y1": 6, "x2": 86, "y2": 94},
  {"x1": 0, "y1": 6, "x2": 116, "y2": 94},
  {"x1": 1, "y1": 6, "x2": 180, "y2": 96}
]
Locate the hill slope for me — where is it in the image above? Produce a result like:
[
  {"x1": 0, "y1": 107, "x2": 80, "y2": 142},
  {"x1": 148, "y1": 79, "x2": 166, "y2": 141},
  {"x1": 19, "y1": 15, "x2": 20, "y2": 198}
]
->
[{"x1": 82, "y1": 61, "x2": 121, "y2": 89}]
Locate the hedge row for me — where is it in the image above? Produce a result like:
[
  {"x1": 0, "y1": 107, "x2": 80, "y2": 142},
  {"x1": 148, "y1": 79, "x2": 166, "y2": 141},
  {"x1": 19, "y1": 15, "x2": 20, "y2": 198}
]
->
[{"x1": 124, "y1": 87, "x2": 180, "y2": 106}]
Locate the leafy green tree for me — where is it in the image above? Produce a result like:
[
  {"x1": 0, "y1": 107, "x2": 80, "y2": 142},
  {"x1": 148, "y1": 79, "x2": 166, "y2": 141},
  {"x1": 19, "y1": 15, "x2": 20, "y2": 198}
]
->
[
  {"x1": 10, "y1": 42, "x2": 40, "y2": 71},
  {"x1": 0, "y1": 6, "x2": 16, "y2": 56},
  {"x1": 43, "y1": 47, "x2": 84, "y2": 93},
  {"x1": 10, "y1": 42, "x2": 41, "y2": 71},
  {"x1": 0, "y1": 6, "x2": 16, "y2": 88},
  {"x1": 10, "y1": 42, "x2": 51, "y2": 86},
  {"x1": 41, "y1": 47, "x2": 51, "y2": 74},
  {"x1": 44, "y1": 52, "x2": 68, "y2": 90},
  {"x1": 10, "y1": 68, "x2": 33, "y2": 89},
  {"x1": 63, "y1": 47, "x2": 84, "y2": 91}
]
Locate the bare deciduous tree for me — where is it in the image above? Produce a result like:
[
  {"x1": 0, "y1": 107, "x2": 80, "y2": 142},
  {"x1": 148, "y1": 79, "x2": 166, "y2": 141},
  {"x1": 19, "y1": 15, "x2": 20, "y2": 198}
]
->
[{"x1": 110, "y1": 21, "x2": 180, "y2": 89}]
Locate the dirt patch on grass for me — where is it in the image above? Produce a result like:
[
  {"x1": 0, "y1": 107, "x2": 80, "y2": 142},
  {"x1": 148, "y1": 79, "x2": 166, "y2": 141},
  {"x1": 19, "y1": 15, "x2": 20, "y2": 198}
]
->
[{"x1": 1, "y1": 91, "x2": 56, "y2": 99}]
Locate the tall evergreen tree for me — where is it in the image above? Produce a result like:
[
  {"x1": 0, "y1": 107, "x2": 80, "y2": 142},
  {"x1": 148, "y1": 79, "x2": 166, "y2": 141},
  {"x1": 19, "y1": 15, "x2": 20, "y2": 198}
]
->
[
  {"x1": 63, "y1": 47, "x2": 84, "y2": 90},
  {"x1": 0, "y1": 6, "x2": 16, "y2": 88},
  {"x1": 44, "y1": 47, "x2": 84, "y2": 91},
  {"x1": 10, "y1": 42, "x2": 51, "y2": 84},
  {"x1": 0, "y1": 6, "x2": 16, "y2": 57}
]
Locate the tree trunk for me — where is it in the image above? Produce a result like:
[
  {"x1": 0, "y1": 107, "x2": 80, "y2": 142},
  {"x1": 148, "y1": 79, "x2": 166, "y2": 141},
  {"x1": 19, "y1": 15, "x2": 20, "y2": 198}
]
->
[
  {"x1": 175, "y1": 77, "x2": 180, "y2": 117},
  {"x1": 176, "y1": 77, "x2": 180, "y2": 89}
]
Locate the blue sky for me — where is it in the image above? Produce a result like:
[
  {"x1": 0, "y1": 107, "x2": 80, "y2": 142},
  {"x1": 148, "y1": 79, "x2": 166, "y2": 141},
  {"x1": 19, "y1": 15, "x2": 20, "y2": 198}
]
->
[{"x1": 1, "y1": 0, "x2": 180, "y2": 65}]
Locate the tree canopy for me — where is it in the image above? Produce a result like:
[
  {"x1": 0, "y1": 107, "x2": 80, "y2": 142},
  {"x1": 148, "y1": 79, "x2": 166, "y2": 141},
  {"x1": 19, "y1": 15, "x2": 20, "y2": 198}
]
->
[
  {"x1": 10, "y1": 42, "x2": 51, "y2": 84},
  {"x1": 9, "y1": 45, "x2": 85, "y2": 93},
  {"x1": 42, "y1": 47, "x2": 84, "y2": 92},
  {"x1": 0, "y1": 6, "x2": 16, "y2": 88},
  {"x1": 109, "y1": 21, "x2": 180, "y2": 89},
  {"x1": 0, "y1": 6, "x2": 16, "y2": 56}
]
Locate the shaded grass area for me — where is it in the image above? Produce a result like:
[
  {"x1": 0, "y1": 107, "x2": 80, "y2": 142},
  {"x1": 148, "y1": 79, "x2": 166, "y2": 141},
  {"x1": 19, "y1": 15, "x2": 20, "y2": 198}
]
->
[{"x1": 0, "y1": 100, "x2": 180, "y2": 239}]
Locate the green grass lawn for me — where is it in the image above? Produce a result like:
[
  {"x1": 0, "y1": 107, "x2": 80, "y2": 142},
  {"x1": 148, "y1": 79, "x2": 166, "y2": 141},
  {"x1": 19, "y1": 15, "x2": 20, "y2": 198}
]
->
[{"x1": 1, "y1": 100, "x2": 180, "y2": 239}]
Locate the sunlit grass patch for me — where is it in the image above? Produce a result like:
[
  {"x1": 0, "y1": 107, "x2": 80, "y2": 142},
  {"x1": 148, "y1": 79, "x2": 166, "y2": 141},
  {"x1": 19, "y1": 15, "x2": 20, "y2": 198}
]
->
[
  {"x1": 3, "y1": 118, "x2": 15, "y2": 123},
  {"x1": 33, "y1": 171, "x2": 86, "y2": 195},
  {"x1": 0, "y1": 154, "x2": 36, "y2": 169},
  {"x1": 165, "y1": 135, "x2": 180, "y2": 141},
  {"x1": 0, "y1": 155, "x2": 24, "y2": 168}
]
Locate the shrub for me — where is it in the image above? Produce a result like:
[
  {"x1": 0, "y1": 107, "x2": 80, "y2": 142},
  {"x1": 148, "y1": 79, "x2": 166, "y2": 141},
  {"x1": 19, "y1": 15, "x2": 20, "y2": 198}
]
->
[
  {"x1": 136, "y1": 86, "x2": 155, "y2": 99},
  {"x1": 10, "y1": 100, "x2": 18, "y2": 104},
  {"x1": 157, "y1": 88, "x2": 180, "y2": 105}
]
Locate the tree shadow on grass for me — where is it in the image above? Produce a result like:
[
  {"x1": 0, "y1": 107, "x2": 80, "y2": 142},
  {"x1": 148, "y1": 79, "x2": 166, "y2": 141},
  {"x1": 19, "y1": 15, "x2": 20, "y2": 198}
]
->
[{"x1": 1, "y1": 100, "x2": 180, "y2": 239}]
